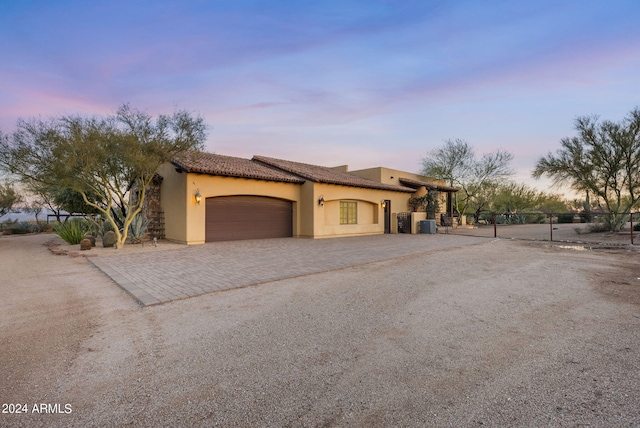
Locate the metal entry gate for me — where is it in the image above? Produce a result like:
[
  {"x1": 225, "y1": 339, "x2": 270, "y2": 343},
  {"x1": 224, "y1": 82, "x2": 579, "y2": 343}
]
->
[{"x1": 397, "y1": 212, "x2": 411, "y2": 234}]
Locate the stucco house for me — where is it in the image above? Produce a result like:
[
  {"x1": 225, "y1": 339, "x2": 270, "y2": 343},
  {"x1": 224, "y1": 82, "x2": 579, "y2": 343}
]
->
[{"x1": 152, "y1": 151, "x2": 456, "y2": 244}]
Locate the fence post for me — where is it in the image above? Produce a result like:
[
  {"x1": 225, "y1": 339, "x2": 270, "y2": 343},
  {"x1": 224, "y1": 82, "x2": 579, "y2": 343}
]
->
[
  {"x1": 549, "y1": 213, "x2": 553, "y2": 242},
  {"x1": 493, "y1": 213, "x2": 497, "y2": 238},
  {"x1": 631, "y1": 212, "x2": 634, "y2": 245}
]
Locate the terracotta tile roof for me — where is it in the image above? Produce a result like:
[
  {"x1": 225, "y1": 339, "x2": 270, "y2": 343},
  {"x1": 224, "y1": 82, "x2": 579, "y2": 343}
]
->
[
  {"x1": 399, "y1": 177, "x2": 459, "y2": 192},
  {"x1": 253, "y1": 155, "x2": 415, "y2": 192},
  {"x1": 172, "y1": 152, "x2": 305, "y2": 184}
]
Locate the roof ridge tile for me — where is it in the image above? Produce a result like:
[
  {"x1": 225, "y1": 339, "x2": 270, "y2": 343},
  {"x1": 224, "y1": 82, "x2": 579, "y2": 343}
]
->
[{"x1": 171, "y1": 151, "x2": 305, "y2": 184}]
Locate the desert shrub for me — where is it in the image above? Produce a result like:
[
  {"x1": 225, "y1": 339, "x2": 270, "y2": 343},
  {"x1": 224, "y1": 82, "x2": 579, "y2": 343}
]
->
[
  {"x1": 633, "y1": 223, "x2": 640, "y2": 232},
  {"x1": 579, "y1": 212, "x2": 592, "y2": 223},
  {"x1": 1, "y1": 220, "x2": 38, "y2": 234},
  {"x1": 587, "y1": 222, "x2": 609, "y2": 233},
  {"x1": 525, "y1": 213, "x2": 547, "y2": 224},
  {"x1": 602, "y1": 213, "x2": 628, "y2": 232},
  {"x1": 0, "y1": 219, "x2": 16, "y2": 233},
  {"x1": 37, "y1": 223, "x2": 54, "y2": 233},
  {"x1": 8, "y1": 221, "x2": 38, "y2": 234},
  {"x1": 88, "y1": 215, "x2": 116, "y2": 238},
  {"x1": 54, "y1": 218, "x2": 91, "y2": 244},
  {"x1": 557, "y1": 213, "x2": 576, "y2": 224},
  {"x1": 495, "y1": 214, "x2": 527, "y2": 225},
  {"x1": 478, "y1": 213, "x2": 493, "y2": 224}
]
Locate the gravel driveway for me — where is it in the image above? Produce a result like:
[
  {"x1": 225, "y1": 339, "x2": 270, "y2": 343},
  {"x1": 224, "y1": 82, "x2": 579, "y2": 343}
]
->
[{"x1": 1, "y1": 233, "x2": 639, "y2": 427}]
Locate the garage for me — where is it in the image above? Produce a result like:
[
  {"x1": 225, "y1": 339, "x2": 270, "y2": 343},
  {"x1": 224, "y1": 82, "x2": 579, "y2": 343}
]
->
[{"x1": 206, "y1": 196, "x2": 293, "y2": 242}]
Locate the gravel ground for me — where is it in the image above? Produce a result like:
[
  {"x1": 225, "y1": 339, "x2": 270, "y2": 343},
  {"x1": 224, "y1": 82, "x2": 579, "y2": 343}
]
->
[
  {"x1": 1, "y1": 233, "x2": 639, "y2": 427},
  {"x1": 445, "y1": 222, "x2": 638, "y2": 246}
]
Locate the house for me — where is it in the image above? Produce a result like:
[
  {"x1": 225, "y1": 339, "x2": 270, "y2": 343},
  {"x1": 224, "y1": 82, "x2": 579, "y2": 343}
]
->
[{"x1": 152, "y1": 151, "x2": 457, "y2": 244}]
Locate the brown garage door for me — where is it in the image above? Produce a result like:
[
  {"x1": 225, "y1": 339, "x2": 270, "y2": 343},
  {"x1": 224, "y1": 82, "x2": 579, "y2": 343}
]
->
[{"x1": 206, "y1": 196, "x2": 293, "y2": 242}]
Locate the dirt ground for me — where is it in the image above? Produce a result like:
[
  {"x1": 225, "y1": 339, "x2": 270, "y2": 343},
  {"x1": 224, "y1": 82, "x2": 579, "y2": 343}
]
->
[
  {"x1": 446, "y1": 222, "x2": 639, "y2": 247},
  {"x1": 1, "y1": 233, "x2": 639, "y2": 427}
]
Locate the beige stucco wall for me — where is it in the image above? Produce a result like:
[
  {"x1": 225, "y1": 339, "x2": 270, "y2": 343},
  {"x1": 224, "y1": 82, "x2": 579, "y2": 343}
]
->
[
  {"x1": 347, "y1": 166, "x2": 386, "y2": 183},
  {"x1": 349, "y1": 166, "x2": 450, "y2": 219},
  {"x1": 349, "y1": 167, "x2": 442, "y2": 187},
  {"x1": 158, "y1": 162, "x2": 417, "y2": 242},
  {"x1": 298, "y1": 181, "x2": 315, "y2": 238},
  {"x1": 310, "y1": 182, "x2": 411, "y2": 238},
  {"x1": 157, "y1": 163, "x2": 189, "y2": 244},
  {"x1": 323, "y1": 200, "x2": 377, "y2": 226},
  {"x1": 158, "y1": 162, "x2": 301, "y2": 244},
  {"x1": 411, "y1": 212, "x2": 427, "y2": 234}
]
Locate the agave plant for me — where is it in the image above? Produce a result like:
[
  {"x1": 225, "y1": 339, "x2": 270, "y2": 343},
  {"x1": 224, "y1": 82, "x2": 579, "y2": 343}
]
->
[
  {"x1": 54, "y1": 218, "x2": 91, "y2": 245},
  {"x1": 129, "y1": 213, "x2": 150, "y2": 244}
]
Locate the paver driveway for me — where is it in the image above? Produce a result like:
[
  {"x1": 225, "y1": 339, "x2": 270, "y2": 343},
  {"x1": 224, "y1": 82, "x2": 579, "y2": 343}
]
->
[{"x1": 90, "y1": 234, "x2": 487, "y2": 305}]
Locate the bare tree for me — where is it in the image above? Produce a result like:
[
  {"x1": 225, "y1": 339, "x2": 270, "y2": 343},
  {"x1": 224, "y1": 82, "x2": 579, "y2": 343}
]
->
[{"x1": 421, "y1": 138, "x2": 513, "y2": 222}]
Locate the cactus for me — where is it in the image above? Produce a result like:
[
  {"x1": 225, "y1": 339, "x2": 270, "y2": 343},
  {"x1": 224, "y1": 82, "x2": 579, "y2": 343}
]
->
[{"x1": 129, "y1": 213, "x2": 150, "y2": 244}]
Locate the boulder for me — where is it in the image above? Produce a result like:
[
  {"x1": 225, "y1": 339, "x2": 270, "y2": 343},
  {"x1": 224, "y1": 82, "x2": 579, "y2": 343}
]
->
[
  {"x1": 80, "y1": 238, "x2": 92, "y2": 251},
  {"x1": 103, "y1": 230, "x2": 117, "y2": 248}
]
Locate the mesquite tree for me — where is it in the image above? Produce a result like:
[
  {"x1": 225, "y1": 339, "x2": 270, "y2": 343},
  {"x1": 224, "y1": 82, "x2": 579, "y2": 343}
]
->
[
  {"x1": 0, "y1": 181, "x2": 22, "y2": 218},
  {"x1": 533, "y1": 108, "x2": 640, "y2": 231},
  {"x1": 0, "y1": 104, "x2": 206, "y2": 247}
]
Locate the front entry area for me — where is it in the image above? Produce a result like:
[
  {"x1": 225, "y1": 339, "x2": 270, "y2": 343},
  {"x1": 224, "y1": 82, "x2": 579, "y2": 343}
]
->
[{"x1": 205, "y1": 196, "x2": 293, "y2": 242}]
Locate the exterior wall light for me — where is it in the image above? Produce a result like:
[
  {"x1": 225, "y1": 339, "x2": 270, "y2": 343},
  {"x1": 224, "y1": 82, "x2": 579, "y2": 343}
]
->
[
  {"x1": 318, "y1": 195, "x2": 325, "y2": 206},
  {"x1": 195, "y1": 189, "x2": 202, "y2": 204},
  {"x1": 381, "y1": 200, "x2": 387, "y2": 208}
]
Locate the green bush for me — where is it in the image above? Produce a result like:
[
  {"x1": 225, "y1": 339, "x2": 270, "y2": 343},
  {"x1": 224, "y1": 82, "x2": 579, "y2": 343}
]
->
[
  {"x1": 525, "y1": 213, "x2": 547, "y2": 224},
  {"x1": 54, "y1": 218, "x2": 91, "y2": 244},
  {"x1": 478, "y1": 213, "x2": 494, "y2": 224},
  {"x1": 0, "y1": 219, "x2": 17, "y2": 233},
  {"x1": 495, "y1": 214, "x2": 527, "y2": 225},
  {"x1": 587, "y1": 222, "x2": 609, "y2": 233},
  {"x1": 557, "y1": 213, "x2": 576, "y2": 224},
  {"x1": 11, "y1": 221, "x2": 38, "y2": 234},
  {"x1": 579, "y1": 212, "x2": 592, "y2": 223},
  {"x1": 37, "y1": 223, "x2": 54, "y2": 233},
  {"x1": 1, "y1": 221, "x2": 38, "y2": 234},
  {"x1": 88, "y1": 216, "x2": 115, "y2": 238}
]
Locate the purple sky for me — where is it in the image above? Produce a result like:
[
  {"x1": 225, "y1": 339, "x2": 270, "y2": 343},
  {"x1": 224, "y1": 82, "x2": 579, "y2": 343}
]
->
[{"x1": 1, "y1": 0, "x2": 639, "y2": 195}]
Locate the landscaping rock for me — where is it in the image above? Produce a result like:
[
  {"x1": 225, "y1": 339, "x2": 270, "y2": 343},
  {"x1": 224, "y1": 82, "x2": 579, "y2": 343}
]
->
[
  {"x1": 103, "y1": 230, "x2": 117, "y2": 248},
  {"x1": 85, "y1": 235, "x2": 96, "y2": 247},
  {"x1": 80, "y1": 238, "x2": 92, "y2": 251}
]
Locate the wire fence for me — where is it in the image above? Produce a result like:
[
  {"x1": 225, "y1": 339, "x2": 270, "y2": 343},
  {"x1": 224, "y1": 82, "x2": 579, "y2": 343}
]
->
[{"x1": 438, "y1": 212, "x2": 639, "y2": 246}]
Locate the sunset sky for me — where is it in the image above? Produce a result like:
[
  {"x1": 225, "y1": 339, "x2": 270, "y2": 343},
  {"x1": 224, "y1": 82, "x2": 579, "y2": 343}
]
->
[{"x1": 1, "y1": 0, "x2": 639, "y2": 194}]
